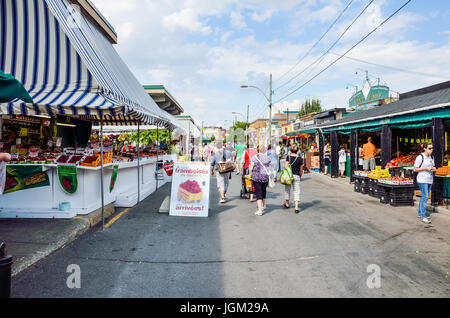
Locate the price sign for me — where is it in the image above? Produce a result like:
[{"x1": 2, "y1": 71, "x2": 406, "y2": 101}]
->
[{"x1": 19, "y1": 128, "x2": 28, "y2": 137}]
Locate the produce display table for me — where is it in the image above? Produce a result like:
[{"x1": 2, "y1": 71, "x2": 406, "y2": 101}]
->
[
  {"x1": 377, "y1": 183, "x2": 415, "y2": 207},
  {"x1": 114, "y1": 158, "x2": 157, "y2": 208},
  {"x1": 0, "y1": 164, "x2": 116, "y2": 218},
  {"x1": 0, "y1": 157, "x2": 159, "y2": 218},
  {"x1": 435, "y1": 175, "x2": 450, "y2": 209}
]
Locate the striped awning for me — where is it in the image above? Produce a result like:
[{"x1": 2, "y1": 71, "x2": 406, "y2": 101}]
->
[{"x1": 0, "y1": 0, "x2": 185, "y2": 133}]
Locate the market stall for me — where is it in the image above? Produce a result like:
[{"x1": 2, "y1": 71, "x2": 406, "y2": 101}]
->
[
  {"x1": 0, "y1": 0, "x2": 186, "y2": 221},
  {"x1": 319, "y1": 81, "x2": 450, "y2": 207}
]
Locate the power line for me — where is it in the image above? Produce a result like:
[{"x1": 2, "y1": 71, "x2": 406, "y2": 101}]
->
[
  {"x1": 273, "y1": 0, "x2": 413, "y2": 104},
  {"x1": 330, "y1": 51, "x2": 450, "y2": 80},
  {"x1": 274, "y1": 0, "x2": 375, "y2": 92},
  {"x1": 274, "y1": 0, "x2": 355, "y2": 87}
]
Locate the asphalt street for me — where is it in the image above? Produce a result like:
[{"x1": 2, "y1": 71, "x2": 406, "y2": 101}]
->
[{"x1": 11, "y1": 173, "x2": 450, "y2": 298}]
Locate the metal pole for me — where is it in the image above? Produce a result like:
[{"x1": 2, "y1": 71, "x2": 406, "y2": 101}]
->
[
  {"x1": 246, "y1": 105, "x2": 249, "y2": 144},
  {"x1": 137, "y1": 122, "x2": 140, "y2": 203},
  {"x1": 269, "y1": 73, "x2": 273, "y2": 146},
  {"x1": 100, "y1": 116, "x2": 105, "y2": 231},
  {"x1": 156, "y1": 124, "x2": 159, "y2": 190}
]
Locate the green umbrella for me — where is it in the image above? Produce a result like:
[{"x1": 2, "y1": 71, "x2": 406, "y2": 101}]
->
[{"x1": 0, "y1": 70, "x2": 33, "y2": 103}]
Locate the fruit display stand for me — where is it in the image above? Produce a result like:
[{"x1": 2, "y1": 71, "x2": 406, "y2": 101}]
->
[
  {"x1": 113, "y1": 157, "x2": 158, "y2": 208},
  {"x1": 435, "y1": 174, "x2": 450, "y2": 209},
  {"x1": 0, "y1": 163, "x2": 116, "y2": 219}
]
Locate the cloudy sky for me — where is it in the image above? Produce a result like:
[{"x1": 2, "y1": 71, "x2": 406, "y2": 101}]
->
[{"x1": 90, "y1": 0, "x2": 450, "y2": 127}]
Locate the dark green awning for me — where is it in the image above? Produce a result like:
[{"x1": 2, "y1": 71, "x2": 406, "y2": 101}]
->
[{"x1": 0, "y1": 70, "x2": 33, "y2": 103}]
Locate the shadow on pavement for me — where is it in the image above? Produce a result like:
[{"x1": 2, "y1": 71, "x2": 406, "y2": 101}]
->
[{"x1": 300, "y1": 200, "x2": 321, "y2": 211}]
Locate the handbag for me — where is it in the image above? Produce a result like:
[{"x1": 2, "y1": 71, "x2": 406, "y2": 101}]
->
[
  {"x1": 280, "y1": 156, "x2": 298, "y2": 185},
  {"x1": 254, "y1": 155, "x2": 274, "y2": 188},
  {"x1": 218, "y1": 150, "x2": 235, "y2": 174}
]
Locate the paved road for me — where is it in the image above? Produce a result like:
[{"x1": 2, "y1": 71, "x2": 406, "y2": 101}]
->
[{"x1": 12, "y1": 173, "x2": 450, "y2": 297}]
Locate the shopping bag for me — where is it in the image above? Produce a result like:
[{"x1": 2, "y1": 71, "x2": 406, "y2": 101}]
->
[{"x1": 280, "y1": 166, "x2": 294, "y2": 185}]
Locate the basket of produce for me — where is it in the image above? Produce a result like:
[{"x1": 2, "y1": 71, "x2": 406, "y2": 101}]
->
[
  {"x1": 80, "y1": 155, "x2": 101, "y2": 167},
  {"x1": 436, "y1": 166, "x2": 450, "y2": 176}
]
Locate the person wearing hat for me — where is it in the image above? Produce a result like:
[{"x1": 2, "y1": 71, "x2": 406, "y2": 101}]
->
[{"x1": 211, "y1": 141, "x2": 234, "y2": 204}]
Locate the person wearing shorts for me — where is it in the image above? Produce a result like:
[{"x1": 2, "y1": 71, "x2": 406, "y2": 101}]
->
[
  {"x1": 324, "y1": 142, "x2": 331, "y2": 175},
  {"x1": 338, "y1": 145, "x2": 347, "y2": 178},
  {"x1": 211, "y1": 141, "x2": 233, "y2": 204},
  {"x1": 283, "y1": 144, "x2": 303, "y2": 214},
  {"x1": 361, "y1": 137, "x2": 377, "y2": 171}
]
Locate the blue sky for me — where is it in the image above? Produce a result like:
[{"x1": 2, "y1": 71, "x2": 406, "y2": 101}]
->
[{"x1": 90, "y1": 0, "x2": 450, "y2": 127}]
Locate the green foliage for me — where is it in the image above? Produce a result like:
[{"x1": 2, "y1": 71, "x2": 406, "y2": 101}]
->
[
  {"x1": 298, "y1": 99, "x2": 322, "y2": 117},
  {"x1": 210, "y1": 135, "x2": 216, "y2": 142},
  {"x1": 128, "y1": 129, "x2": 173, "y2": 146},
  {"x1": 231, "y1": 121, "x2": 248, "y2": 131}
]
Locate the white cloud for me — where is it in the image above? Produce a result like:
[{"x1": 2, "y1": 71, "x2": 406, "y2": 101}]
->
[
  {"x1": 251, "y1": 9, "x2": 273, "y2": 23},
  {"x1": 230, "y1": 10, "x2": 247, "y2": 29},
  {"x1": 163, "y1": 8, "x2": 212, "y2": 34},
  {"x1": 88, "y1": 0, "x2": 450, "y2": 126},
  {"x1": 220, "y1": 31, "x2": 233, "y2": 42}
]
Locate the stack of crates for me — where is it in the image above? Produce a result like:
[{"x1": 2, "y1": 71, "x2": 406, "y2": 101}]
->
[
  {"x1": 354, "y1": 178, "x2": 362, "y2": 193},
  {"x1": 389, "y1": 187, "x2": 415, "y2": 206},
  {"x1": 367, "y1": 179, "x2": 381, "y2": 198},
  {"x1": 360, "y1": 178, "x2": 369, "y2": 194}
]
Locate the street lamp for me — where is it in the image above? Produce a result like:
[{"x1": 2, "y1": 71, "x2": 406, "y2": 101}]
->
[{"x1": 240, "y1": 74, "x2": 273, "y2": 145}]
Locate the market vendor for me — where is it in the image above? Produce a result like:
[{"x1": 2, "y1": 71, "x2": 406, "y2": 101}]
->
[
  {"x1": 121, "y1": 141, "x2": 134, "y2": 153},
  {"x1": 361, "y1": 137, "x2": 377, "y2": 171}
]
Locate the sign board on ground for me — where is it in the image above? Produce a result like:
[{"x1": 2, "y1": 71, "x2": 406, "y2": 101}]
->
[{"x1": 169, "y1": 162, "x2": 210, "y2": 217}]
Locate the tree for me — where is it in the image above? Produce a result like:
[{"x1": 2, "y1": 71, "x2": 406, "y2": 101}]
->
[
  {"x1": 231, "y1": 121, "x2": 248, "y2": 131},
  {"x1": 298, "y1": 98, "x2": 322, "y2": 117}
]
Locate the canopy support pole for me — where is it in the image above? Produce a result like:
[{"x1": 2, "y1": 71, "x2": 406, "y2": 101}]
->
[
  {"x1": 137, "y1": 122, "x2": 141, "y2": 203},
  {"x1": 100, "y1": 116, "x2": 105, "y2": 231},
  {"x1": 156, "y1": 124, "x2": 159, "y2": 190}
]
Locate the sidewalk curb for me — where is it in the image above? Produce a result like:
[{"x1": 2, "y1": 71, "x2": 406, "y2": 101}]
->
[{"x1": 11, "y1": 203, "x2": 115, "y2": 277}]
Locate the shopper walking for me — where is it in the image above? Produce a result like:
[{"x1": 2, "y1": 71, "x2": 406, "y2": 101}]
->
[
  {"x1": 210, "y1": 141, "x2": 234, "y2": 204},
  {"x1": 276, "y1": 142, "x2": 282, "y2": 173},
  {"x1": 266, "y1": 144, "x2": 278, "y2": 182},
  {"x1": 361, "y1": 137, "x2": 377, "y2": 171},
  {"x1": 235, "y1": 142, "x2": 246, "y2": 175},
  {"x1": 414, "y1": 143, "x2": 436, "y2": 224},
  {"x1": 249, "y1": 145, "x2": 271, "y2": 216},
  {"x1": 283, "y1": 144, "x2": 304, "y2": 214},
  {"x1": 338, "y1": 145, "x2": 347, "y2": 178}
]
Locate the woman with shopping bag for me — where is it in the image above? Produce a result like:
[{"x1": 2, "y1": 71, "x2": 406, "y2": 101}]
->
[
  {"x1": 249, "y1": 145, "x2": 272, "y2": 216},
  {"x1": 282, "y1": 145, "x2": 304, "y2": 214}
]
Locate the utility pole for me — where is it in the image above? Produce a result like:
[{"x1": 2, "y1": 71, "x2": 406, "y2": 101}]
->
[
  {"x1": 269, "y1": 73, "x2": 273, "y2": 146},
  {"x1": 246, "y1": 105, "x2": 249, "y2": 144}
]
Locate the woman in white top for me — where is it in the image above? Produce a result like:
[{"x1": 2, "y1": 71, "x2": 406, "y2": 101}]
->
[
  {"x1": 338, "y1": 145, "x2": 347, "y2": 178},
  {"x1": 414, "y1": 143, "x2": 436, "y2": 224}
]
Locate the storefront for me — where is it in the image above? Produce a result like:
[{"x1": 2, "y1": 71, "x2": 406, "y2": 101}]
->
[{"x1": 318, "y1": 81, "x2": 450, "y2": 205}]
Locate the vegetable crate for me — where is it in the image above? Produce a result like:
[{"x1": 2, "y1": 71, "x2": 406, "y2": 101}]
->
[{"x1": 80, "y1": 155, "x2": 101, "y2": 167}]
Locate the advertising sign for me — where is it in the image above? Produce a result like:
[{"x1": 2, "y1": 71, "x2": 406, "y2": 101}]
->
[
  {"x1": 3, "y1": 165, "x2": 50, "y2": 194},
  {"x1": 170, "y1": 162, "x2": 210, "y2": 217},
  {"x1": 349, "y1": 85, "x2": 389, "y2": 109}
]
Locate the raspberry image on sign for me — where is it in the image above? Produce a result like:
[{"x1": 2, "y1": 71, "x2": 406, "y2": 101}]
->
[{"x1": 177, "y1": 180, "x2": 203, "y2": 203}]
